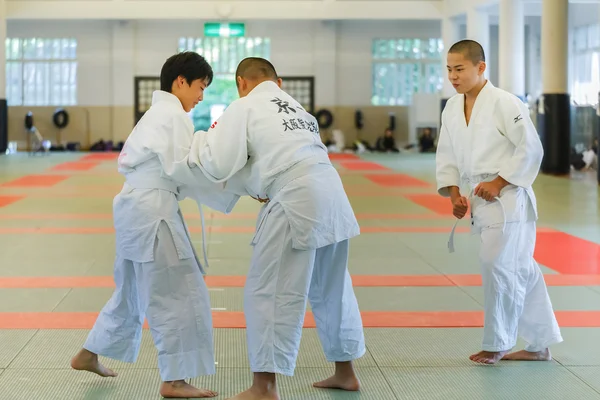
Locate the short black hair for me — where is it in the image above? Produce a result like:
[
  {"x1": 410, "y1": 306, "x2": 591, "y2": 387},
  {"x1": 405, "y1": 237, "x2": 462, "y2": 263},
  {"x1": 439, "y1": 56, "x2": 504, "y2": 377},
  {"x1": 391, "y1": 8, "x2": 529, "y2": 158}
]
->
[
  {"x1": 235, "y1": 57, "x2": 278, "y2": 86},
  {"x1": 448, "y1": 40, "x2": 486, "y2": 64},
  {"x1": 160, "y1": 51, "x2": 213, "y2": 92}
]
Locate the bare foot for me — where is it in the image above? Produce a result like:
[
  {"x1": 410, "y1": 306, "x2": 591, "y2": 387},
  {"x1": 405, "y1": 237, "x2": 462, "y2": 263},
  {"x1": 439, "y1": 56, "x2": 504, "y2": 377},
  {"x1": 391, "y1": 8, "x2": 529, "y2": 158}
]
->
[
  {"x1": 227, "y1": 387, "x2": 280, "y2": 400},
  {"x1": 502, "y1": 348, "x2": 552, "y2": 361},
  {"x1": 313, "y1": 375, "x2": 360, "y2": 391},
  {"x1": 70, "y1": 349, "x2": 117, "y2": 377},
  {"x1": 160, "y1": 381, "x2": 218, "y2": 398},
  {"x1": 313, "y1": 361, "x2": 360, "y2": 391},
  {"x1": 469, "y1": 350, "x2": 509, "y2": 365}
]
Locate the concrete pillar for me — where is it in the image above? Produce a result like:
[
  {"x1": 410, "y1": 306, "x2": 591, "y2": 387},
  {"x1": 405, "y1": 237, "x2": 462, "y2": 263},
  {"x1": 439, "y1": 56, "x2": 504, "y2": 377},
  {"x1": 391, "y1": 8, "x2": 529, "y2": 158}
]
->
[
  {"x1": 441, "y1": 15, "x2": 460, "y2": 99},
  {"x1": 467, "y1": 7, "x2": 490, "y2": 78},
  {"x1": 499, "y1": 0, "x2": 525, "y2": 98},
  {"x1": 539, "y1": 0, "x2": 570, "y2": 175},
  {"x1": 313, "y1": 21, "x2": 340, "y2": 141},
  {"x1": 0, "y1": 0, "x2": 8, "y2": 154},
  {"x1": 110, "y1": 20, "x2": 136, "y2": 143},
  {"x1": 440, "y1": 15, "x2": 460, "y2": 135},
  {"x1": 314, "y1": 21, "x2": 337, "y2": 109},
  {"x1": 525, "y1": 17, "x2": 542, "y2": 98}
]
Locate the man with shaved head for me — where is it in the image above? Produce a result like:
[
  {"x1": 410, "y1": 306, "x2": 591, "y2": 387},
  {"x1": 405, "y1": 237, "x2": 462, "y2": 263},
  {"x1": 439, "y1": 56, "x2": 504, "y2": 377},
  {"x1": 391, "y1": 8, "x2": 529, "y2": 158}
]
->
[
  {"x1": 187, "y1": 57, "x2": 365, "y2": 399},
  {"x1": 436, "y1": 40, "x2": 563, "y2": 365},
  {"x1": 235, "y1": 57, "x2": 280, "y2": 84}
]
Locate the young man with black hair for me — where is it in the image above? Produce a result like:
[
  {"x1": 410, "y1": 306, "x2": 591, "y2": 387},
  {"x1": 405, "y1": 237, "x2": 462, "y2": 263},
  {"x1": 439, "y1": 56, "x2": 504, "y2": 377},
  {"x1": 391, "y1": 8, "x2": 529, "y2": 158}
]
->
[
  {"x1": 70, "y1": 51, "x2": 239, "y2": 398},
  {"x1": 436, "y1": 40, "x2": 562, "y2": 365},
  {"x1": 188, "y1": 57, "x2": 364, "y2": 400}
]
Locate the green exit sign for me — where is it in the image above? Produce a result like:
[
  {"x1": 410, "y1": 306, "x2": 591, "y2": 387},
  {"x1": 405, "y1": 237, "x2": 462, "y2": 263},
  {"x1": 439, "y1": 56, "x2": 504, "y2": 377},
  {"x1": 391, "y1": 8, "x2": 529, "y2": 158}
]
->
[{"x1": 204, "y1": 23, "x2": 245, "y2": 37}]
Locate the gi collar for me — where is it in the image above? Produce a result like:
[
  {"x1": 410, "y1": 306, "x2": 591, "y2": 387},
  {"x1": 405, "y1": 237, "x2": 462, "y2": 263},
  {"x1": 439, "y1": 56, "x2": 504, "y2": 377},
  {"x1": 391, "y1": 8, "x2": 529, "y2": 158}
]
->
[
  {"x1": 473, "y1": 79, "x2": 494, "y2": 102},
  {"x1": 152, "y1": 90, "x2": 185, "y2": 110},
  {"x1": 246, "y1": 80, "x2": 281, "y2": 97},
  {"x1": 475, "y1": 79, "x2": 494, "y2": 96}
]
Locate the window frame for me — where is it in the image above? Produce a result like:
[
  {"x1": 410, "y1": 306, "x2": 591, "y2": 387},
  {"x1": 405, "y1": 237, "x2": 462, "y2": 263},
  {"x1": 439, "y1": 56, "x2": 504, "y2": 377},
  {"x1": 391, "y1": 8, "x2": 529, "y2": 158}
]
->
[
  {"x1": 5, "y1": 37, "x2": 78, "y2": 106},
  {"x1": 371, "y1": 38, "x2": 444, "y2": 106}
]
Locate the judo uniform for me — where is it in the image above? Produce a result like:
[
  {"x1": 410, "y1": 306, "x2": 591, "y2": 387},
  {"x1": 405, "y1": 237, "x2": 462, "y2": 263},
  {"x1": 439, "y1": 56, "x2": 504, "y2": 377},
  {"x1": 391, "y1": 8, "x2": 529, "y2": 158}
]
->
[
  {"x1": 83, "y1": 90, "x2": 239, "y2": 381},
  {"x1": 188, "y1": 81, "x2": 366, "y2": 376},
  {"x1": 436, "y1": 81, "x2": 563, "y2": 352}
]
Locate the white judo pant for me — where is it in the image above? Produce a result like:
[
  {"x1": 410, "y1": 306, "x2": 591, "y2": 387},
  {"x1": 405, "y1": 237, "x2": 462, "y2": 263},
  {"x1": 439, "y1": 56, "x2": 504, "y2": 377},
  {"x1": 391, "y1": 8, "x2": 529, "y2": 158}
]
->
[
  {"x1": 83, "y1": 221, "x2": 215, "y2": 381},
  {"x1": 479, "y1": 219, "x2": 563, "y2": 352},
  {"x1": 245, "y1": 203, "x2": 365, "y2": 376}
]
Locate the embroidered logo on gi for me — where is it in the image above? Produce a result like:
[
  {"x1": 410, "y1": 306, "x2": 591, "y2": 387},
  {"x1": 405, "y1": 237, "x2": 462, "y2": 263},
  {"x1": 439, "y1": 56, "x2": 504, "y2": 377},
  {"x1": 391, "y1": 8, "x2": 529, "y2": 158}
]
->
[
  {"x1": 211, "y1": 121, "x2": 218, "y2": 129},
  {"x1": 271, "y1": 97, "x2": 296, "y2": 114},
  {"x1": 282, "y1": 118, "x2": 318, "y2": 134},
  {"x1": 513, "y1": 114, "x2": 523, "y2": 123}
]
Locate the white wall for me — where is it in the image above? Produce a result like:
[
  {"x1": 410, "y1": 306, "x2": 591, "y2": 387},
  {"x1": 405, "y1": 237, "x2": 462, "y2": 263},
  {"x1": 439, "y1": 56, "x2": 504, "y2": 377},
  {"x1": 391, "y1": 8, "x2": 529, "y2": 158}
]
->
[
  {"x1": 6, "y1": 9, "x2": 595, "y2": 109},
  {"x1": 6, "y1": 19, "x2": 444, "y2": 108},
  {"x1": 569, "y1": 3, "x2": 600, "y2": 28},
  {"x1": 132, "y1": 20, "x2": 318, "y2": 77}
]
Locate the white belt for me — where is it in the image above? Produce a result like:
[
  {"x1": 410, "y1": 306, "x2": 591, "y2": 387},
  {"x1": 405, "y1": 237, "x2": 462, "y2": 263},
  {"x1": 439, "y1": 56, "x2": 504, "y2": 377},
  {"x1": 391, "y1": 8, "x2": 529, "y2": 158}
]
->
[
  {"x1": 125, "y1": 175, "x2": 178, "y2": 193},
  {"x1": 265, "y1": 159, "x2": 333, "y2": 200},
  {"x1": 125, "y1": 174, "x2": 209, "y2": 269},
  {"x1": 195, "y1": 202, "x2": 209, "y2": 269},
  {"x1": 448, "y1": 185, "x2": 507, "y2": 253}
]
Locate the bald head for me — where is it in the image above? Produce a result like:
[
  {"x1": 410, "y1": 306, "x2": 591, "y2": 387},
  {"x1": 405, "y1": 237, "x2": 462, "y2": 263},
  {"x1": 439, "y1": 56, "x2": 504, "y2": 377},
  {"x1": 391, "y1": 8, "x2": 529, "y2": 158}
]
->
[
  {"x1": 235, "y1": 57, "x2": 281, "y2": 97},
  {"x1": 446, "y1": 40, "x2": 487, "y2": 95},
  {"x1": 448, "y1": 40, "x2": 486, "y2": 65},
  {"x1": 235, "y1": 57, "x2": 278, "y2": 85}
]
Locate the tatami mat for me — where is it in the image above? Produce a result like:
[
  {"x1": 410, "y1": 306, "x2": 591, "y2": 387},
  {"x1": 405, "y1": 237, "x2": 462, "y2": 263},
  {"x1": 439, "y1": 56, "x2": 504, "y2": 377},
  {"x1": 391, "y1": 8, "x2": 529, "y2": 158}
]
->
[
  {"x1": 1, "y1": 152, "x2": 599, "y2": 399},
  {"x1": 381, "y1": 365, "x2": 600, "y2": 400}
]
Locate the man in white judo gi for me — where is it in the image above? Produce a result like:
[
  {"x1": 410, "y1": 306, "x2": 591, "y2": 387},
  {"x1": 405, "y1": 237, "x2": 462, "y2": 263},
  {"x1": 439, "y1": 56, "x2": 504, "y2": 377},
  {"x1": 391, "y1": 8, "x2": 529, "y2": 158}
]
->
[
  {"x1": 188, "y1": 57, "x2": 365, "y2": 400},
  {"x1": 70, "y1": 52, "x2": 239, "y2": 398},
  {"x1": 436, "y1": 40, "x2": 563, "y2": 365}
]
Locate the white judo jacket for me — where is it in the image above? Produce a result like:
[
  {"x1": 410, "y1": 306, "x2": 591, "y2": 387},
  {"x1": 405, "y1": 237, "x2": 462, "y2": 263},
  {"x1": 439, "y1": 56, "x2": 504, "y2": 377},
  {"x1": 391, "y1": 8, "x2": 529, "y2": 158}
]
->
[
  {"x1": 115, "y1": 91, "x2": 239, "y2": 269},
  {"x1": 436, "y1": 80, "x2": 543, "y2": 233},
  {"x1": 189, "y1": 81, "x2": 360, "y2": 250}
]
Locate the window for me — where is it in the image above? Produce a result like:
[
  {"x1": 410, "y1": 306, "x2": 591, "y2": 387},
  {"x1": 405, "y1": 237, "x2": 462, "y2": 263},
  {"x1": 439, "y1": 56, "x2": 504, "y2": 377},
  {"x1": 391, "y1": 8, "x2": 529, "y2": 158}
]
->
[
  {"x1": 371, "y1": 38, "x2": 444, "y2": 106},
  {"x1": 570, "y1": 24, "x2": 600, "y2": 106},
  {"x1": 178, "y1": 37, "x2": 270, "y2": 131},
  {"x1": 5, "y1": 38, "x2": 77, "y2": 106}
]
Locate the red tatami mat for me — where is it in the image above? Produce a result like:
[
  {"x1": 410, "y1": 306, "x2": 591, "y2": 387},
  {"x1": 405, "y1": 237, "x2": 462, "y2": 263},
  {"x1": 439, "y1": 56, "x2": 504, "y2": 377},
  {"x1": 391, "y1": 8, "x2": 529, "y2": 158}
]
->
[
  {"x1": 0, "y1": 226, "x2": 558, "y2": 235},
  {"x1": 0, "y1": 212, "x2": 451, "y2": 220},
  {"x1": 405, "y1": 193, "x2": 456, "y2": 215},
  {"x1": 4, "y1": 274, "x2": 599, "y2": 289},
  {"x1": 1, "y1": 175, "x2": 69, "y2": 187},
  {"x1": 0, "y1": 195, "x2": 25, "y2": 208},
  {"x1": 50, "y1": 161, "x2": 100, "y2": 171},
  {"x1": 0, "y1": 226, "x2": 473, "y2": 234},
  {"x1": 328, "y1": 153, "x2": 359, "y2": 160},
  {"x1": 365, "y1": 174, "x2": 431, "y2": 188},
  {"x1": 359, "y1": 226, "x2": 471, "y2": 233},
  {"x1": 535, "y1": 231, "x2": 600, "y2": 274},
  {"x1": 1, "y1": 310, "x2": 598, "y2": 329},
  {"x1": 339, "y1": 161, "x2": 389, "y2": 171},
  {"x1": 447, "y1": 274, "x2": 600, "y2": 286},
  {"x1": 80, "y1": 153, "x2": 119, "y2": 161}
]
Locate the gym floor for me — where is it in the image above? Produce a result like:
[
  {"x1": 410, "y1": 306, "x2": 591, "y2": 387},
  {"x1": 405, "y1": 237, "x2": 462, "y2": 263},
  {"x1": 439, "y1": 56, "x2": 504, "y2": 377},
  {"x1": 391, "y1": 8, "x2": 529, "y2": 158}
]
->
[{"x1": 0, "y1": 151, "x2": 599, "y2": 399}]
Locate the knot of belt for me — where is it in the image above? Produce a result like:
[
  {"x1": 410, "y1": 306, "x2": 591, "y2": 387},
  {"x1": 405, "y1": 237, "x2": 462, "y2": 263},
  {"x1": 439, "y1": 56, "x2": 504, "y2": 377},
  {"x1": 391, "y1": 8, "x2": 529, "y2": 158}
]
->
[{"x1": 447, "y1": 185, "x2": 507, "y2": 253}]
